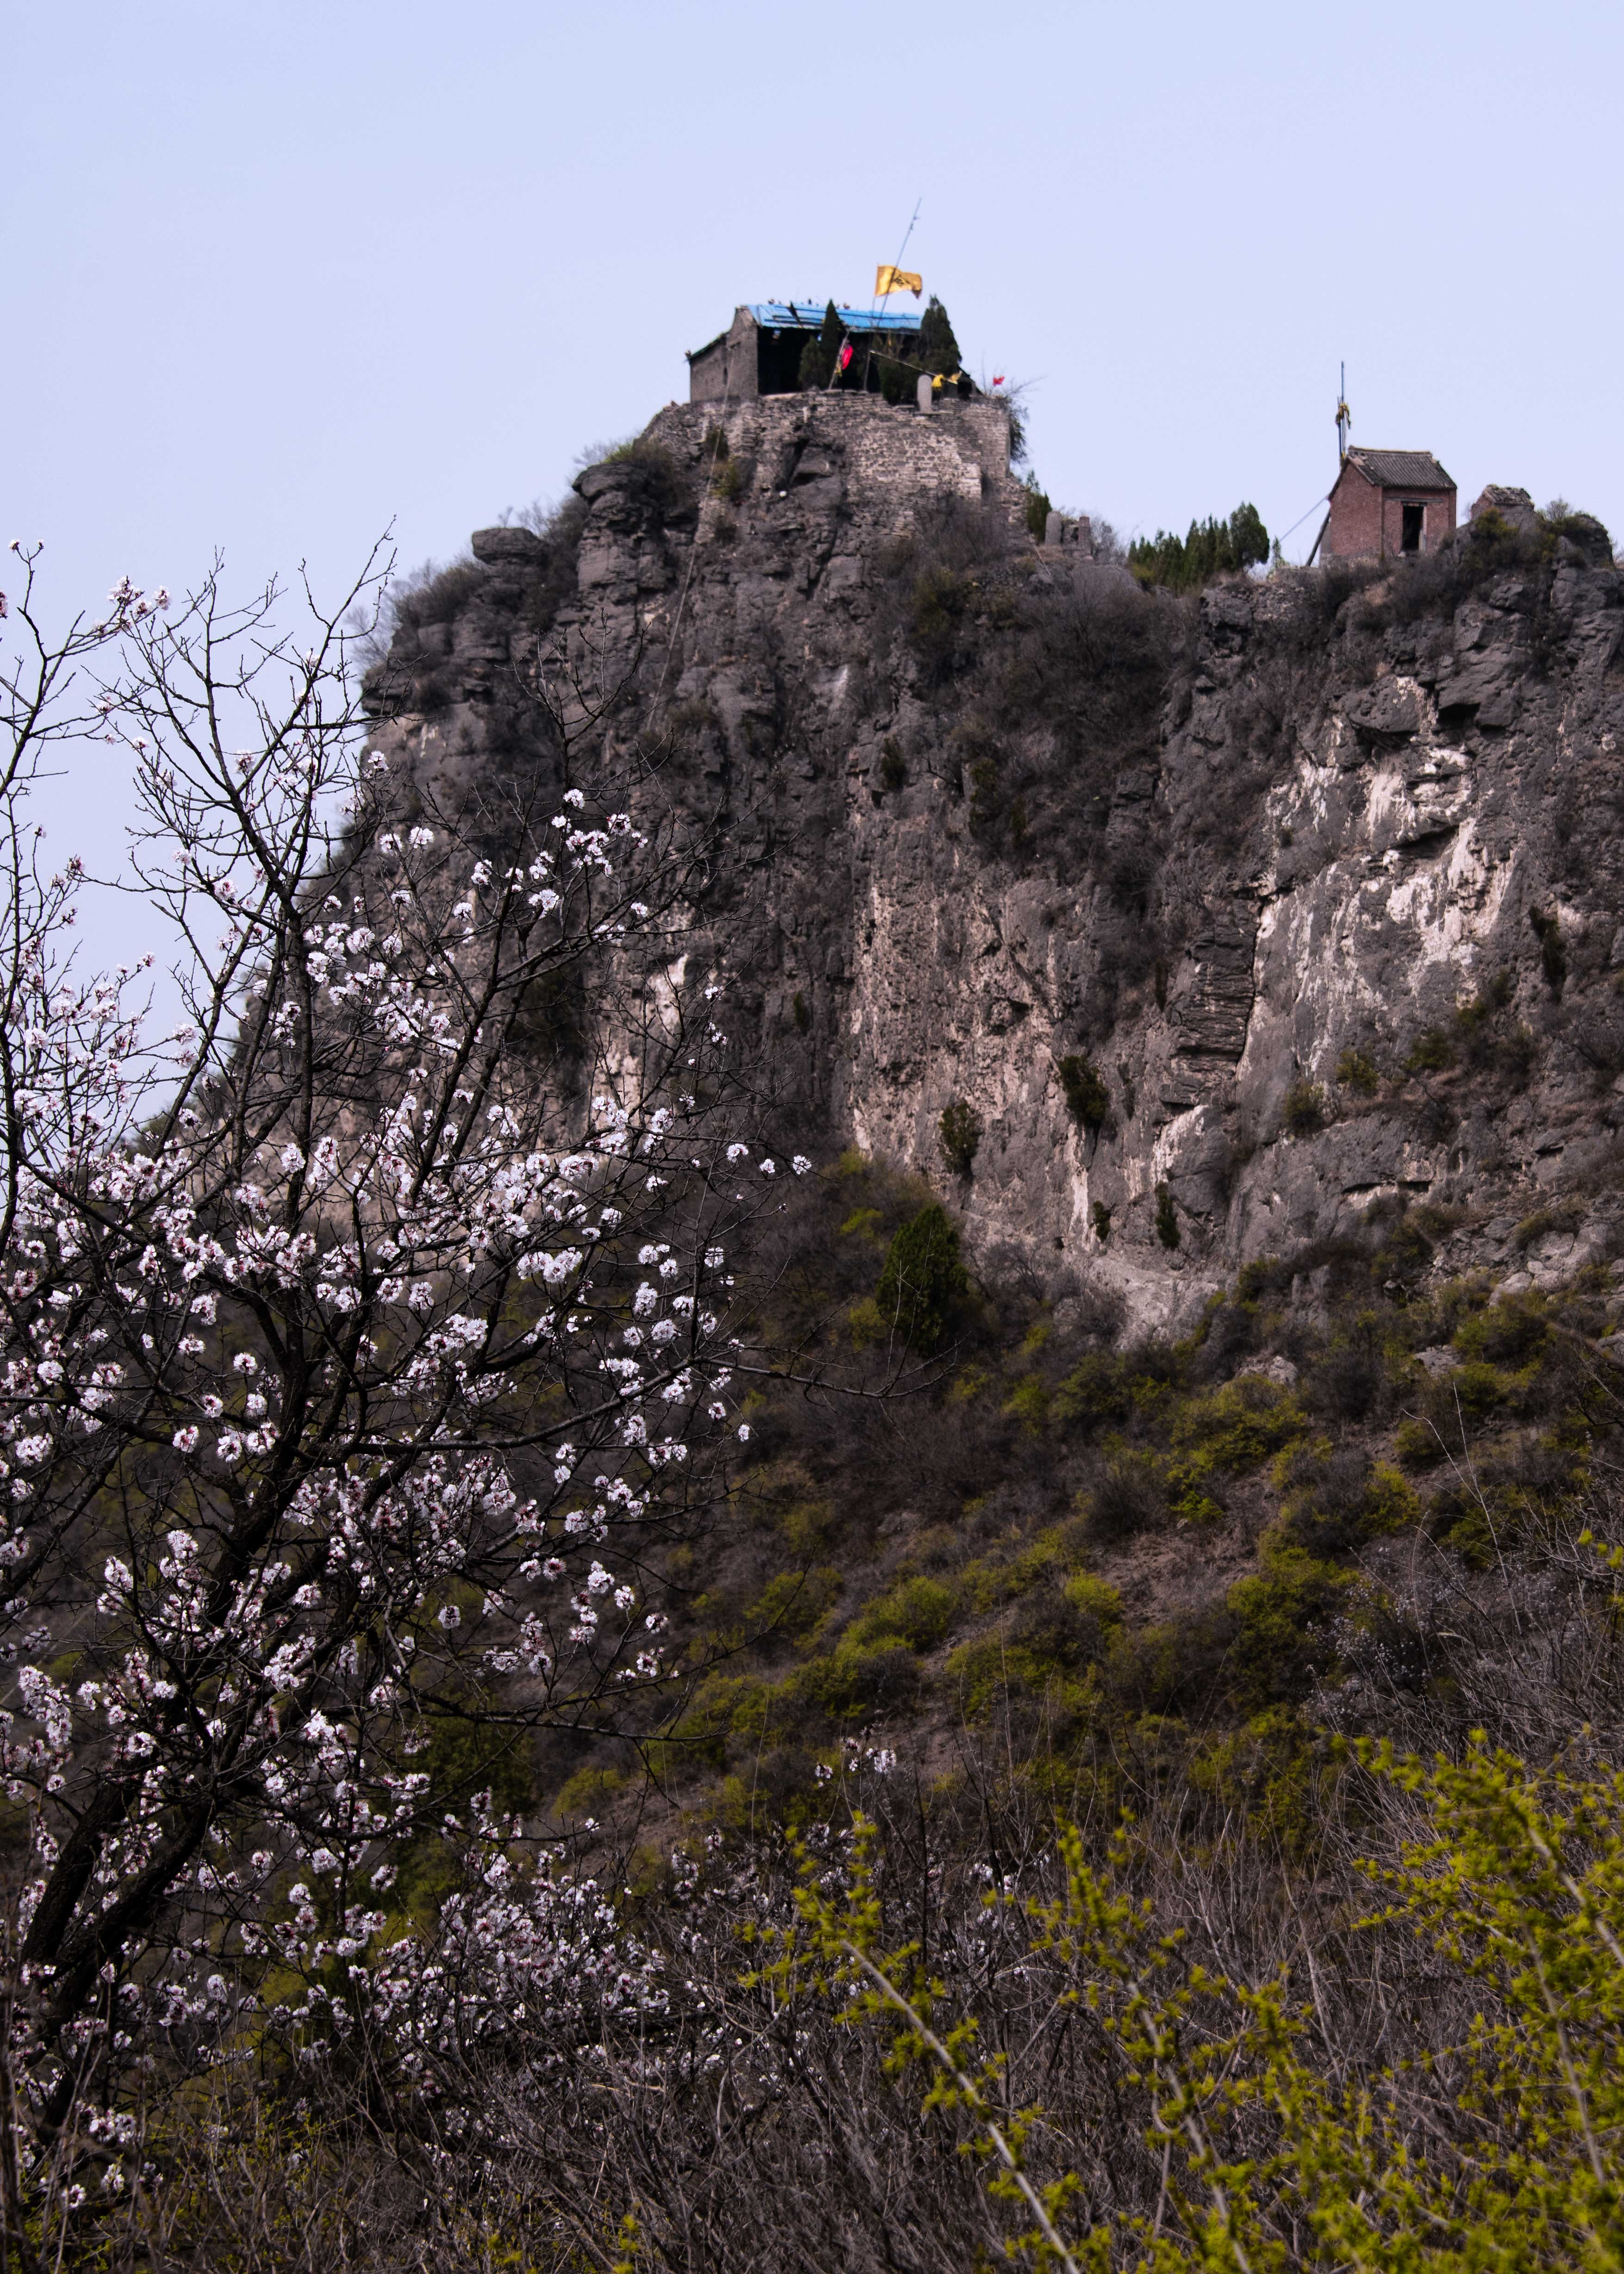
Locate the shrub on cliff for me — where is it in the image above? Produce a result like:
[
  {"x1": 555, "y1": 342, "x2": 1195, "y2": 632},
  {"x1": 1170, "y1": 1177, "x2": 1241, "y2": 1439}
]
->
[
  {"x1": 1058, "y1": 1051, "x2": 1110, "y2": 1132},
  {"x1": 938, "y1": 1097, "x2": 983, "y2": 1177},
  {"x1": 874, "y1": 1203, "x2": 968, "y2": 1351}
]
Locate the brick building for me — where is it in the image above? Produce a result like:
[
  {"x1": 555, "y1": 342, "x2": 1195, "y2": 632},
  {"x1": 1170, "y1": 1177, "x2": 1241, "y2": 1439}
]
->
[
  {"x1": 1321, "y1": 447, "x2": 1456, "y2": 562},
  {"x1": 687, "y1": 302, "x2": 925, "y2": 403}
]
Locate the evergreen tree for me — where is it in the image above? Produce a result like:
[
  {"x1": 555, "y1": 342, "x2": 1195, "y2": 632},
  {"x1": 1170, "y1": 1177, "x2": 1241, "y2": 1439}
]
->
[
  {"x1": 798, "y1": 300, "x2": 844, "y2": 391},
  {"x1": 1229, "y1": 500, "x2": 1269, "y2": 569},
  {"x1": 1129, "y1": 501, "x2": 1270, "y2": 591},
  {"x1": 1022, "y1": 471, "x2": 1053, "y2": 541},
  {"x1": 916, "y1": 294, "x2": 962, "y2": 377},
  {"x1": 875, "y1": 1203, "x2": 968, "y2": 1352}
]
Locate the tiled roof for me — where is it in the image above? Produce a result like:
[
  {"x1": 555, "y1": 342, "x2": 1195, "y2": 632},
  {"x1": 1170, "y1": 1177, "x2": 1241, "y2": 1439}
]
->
[{"x1": 1345, "y1": 447, "x2": 1455, "y2": 491}]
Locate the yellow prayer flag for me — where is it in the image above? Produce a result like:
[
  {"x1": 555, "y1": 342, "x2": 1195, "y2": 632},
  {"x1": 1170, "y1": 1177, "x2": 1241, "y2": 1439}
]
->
[{"x1": 875, "y1": 265, "x2": 923, "y2": 300}]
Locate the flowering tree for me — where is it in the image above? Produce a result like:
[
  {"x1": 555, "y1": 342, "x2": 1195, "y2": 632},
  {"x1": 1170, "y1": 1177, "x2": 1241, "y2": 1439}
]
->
[{"x1": 0, "y1": 542, "x2": 803, "y2": 2208}]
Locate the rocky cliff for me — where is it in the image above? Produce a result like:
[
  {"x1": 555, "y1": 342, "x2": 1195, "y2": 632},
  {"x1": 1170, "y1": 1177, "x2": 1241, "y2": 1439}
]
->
[{"x1": 366, "y1": 393, "x2": 1624, "y2": 1331}]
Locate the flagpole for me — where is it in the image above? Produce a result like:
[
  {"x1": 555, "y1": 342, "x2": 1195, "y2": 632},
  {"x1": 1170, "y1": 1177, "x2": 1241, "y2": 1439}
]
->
[{"x1": 860, "y1": 194, "x2": 922, "y2": 396}]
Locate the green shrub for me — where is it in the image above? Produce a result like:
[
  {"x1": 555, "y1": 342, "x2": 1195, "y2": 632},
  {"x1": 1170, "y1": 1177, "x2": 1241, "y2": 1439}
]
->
[
  {"x1": 1336, "y1": 1046, "x2": 1380, "y2": 1095},
  {"x1": 909, "y1": 566, "x2": 977, "y2": 682},
  {"x1": 1455, "y1": 1291, "x2": 1551, "y2": 1364},
  {"x1": 1090, "y1": 1200, "x2": 1112, "y2": 1244},
  {"x1": 874, "y1": 1203, "x2": 968, "y2": 1353},
  {"x1": 1282, "y1": 1080, "x2": 1325, "y2": 1136},
  {"x1": 1002, "y1": 1375, "x2": 1049, "y2": 1433},
  {"x1": 1155, "y1": 1182, "x2": 1180, "y2": 1249},
  {"x1": 798, "y1": 1643, "x2": 920, "y2": 1718},
  {"x1": 711, "y1": 455, "x2": 745, "y2": 505},
  {"x1": 1022, "y1": 471, "x2": 1052, "y2": 541},
  {"x1": 1363, "y1": 1461, "x2": 1423, "y2": 1534},
  {"x1": 1171, "y1": 1377, "x2": 1309, "y2": 1475},
  {"x1": 1530, "y1": 909, "x2": 1567, "y2": 993},
  {"x1": 1063, "y1": 1571, "x2": 1125, "y2": 1626},
  {"x1": 879, "y1": 736, "x2": 907, "y2": 793},
  {"x1": 1058, "y1": 1052, "x2": 1110, "y2": 1132},
  {"x1": 1225, "y1": 1544, "x2": 1350, "y2": 1711},
  {"x1": 1052, "y1": 1352, "x2": 1132, "y2": 1430},
  {"x1": 1406, "y1": 1028, "x2": 1457, "y2": 1074},
  {"x1": 748, "y1": 1566, "x2": 843, "y2": 1642},
  {"x1": 938, "y1": 1098, "x2": 982, "y2": 1178},
  {"x1": 846, "y1": 1574, "x2": 959, "y2": 1654},
  {"x1": 791, "y1": 989, "x2": 811, "y2": 1033},
  {"x1": 1395, "y1": 1415, "x2": 1444, "y2": 1469}
]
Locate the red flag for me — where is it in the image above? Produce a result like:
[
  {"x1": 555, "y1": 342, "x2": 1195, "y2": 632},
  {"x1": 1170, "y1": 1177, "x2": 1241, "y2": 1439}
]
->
[{"x1": 838, "y1": 342, "x2": 853, "y2": 371}]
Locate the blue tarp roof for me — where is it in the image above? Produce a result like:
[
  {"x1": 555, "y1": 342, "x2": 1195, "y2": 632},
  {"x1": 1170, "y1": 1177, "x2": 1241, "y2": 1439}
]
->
[{"x1": 747, "y1": 300, "x2": 923, "y2": 333}]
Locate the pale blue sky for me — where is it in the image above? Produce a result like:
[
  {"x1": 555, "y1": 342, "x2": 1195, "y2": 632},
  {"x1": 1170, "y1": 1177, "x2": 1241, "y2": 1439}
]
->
[{"x1": 5, "y1": 0, "x2": 1620, "y2": 961}]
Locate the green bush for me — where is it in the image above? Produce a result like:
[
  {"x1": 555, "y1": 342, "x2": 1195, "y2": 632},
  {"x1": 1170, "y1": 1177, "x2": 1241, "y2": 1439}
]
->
[
  {"x1": 874, "y1": 1204, "x2": 968, "y2": 1353},
  {"x1": 938, "y1": 1098, "x2": 982, "y2": 1178},
  {"x1": 747, "y1": 1566, "x2": 843, "y2": 1642},
  {"x1": 1022, "y1": 471, "x2": 1052, "y2": 541},
  {"x1": 1052, "y1": 1352, "x2": 1134, "y2": 1430},
  {"x1": 1171, "y1": 1376, "x2": 1309, "y2": 1476},
  {"x1": 1395, "y1": 1415, "x2": 1444, "y2": 1469},
  {"x1": 1225, "y1": 1543, "x2": 1350, "y2": 1711},
  {"x1": 846, "y1": 1574, "x2": 959, "y2": 1654},
  {"x1": 1406, "y1": 1027, "x2": 1458, "y2": 1074},
  {"x1": 1336, "y1": 1046, "x2": 1380, "y2": 1094},
  {"x1": 879, "y1": 736, "x2": 907, "y2": 793},
  {"x1": 1530, "y1": 908, "x2": 1568, "y2": 993},
  {"x1": 1362, "y1": 1461, "x2": 1423, "y2": 1534},
  {"x1": 1282, "y1": 1079, "x2": 1325, "y2": 1135},
  {"x1": 1058, "y1": 1052, "x2": 1110, "y2": 1132},
  {"x1": 1155, "y1": 1182, "x2": 1180, "y2": 1249},
  {"x1": 1091, "y1": 1200, "x2": 1112, "y2": 1244}
]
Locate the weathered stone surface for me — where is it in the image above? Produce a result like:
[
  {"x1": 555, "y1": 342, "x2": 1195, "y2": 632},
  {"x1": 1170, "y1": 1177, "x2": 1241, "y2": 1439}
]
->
[
  {"x1": 366, "y1": 393, "x2": 1624, "y2": 1331},
  {"x1": 469, "y1": 526, "x2": 546, "y2": 565}
]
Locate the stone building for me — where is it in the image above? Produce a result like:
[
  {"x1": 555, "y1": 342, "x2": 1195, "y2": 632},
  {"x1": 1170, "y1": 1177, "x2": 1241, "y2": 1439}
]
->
[
  {"x1": 687, "y1": 302, "x2": 925, "y2": 403},
  {"x1": 1322, "y1": 447, "x2": 1456, "y2": 562}
]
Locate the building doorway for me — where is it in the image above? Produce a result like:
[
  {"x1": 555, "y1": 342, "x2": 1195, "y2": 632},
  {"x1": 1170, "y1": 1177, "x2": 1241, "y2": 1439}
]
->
[{"x1": 1401, "y1": 502, "x2": 1425, "y2": 554}]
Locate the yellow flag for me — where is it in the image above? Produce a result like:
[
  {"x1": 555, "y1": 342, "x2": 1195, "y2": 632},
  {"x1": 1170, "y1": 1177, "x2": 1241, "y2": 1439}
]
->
[{"x1": 875, "y1": 265, "x2": 923, "y2": 299}]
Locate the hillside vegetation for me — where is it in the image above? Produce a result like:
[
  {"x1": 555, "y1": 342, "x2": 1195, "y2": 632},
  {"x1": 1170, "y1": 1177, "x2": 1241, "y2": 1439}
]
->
[{"x1": 5, "y1": 449, "x2": 1624, "y2": 2269}]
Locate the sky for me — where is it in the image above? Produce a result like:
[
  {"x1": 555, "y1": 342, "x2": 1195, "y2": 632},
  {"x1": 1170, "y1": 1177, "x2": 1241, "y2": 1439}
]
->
[{"x1": 4, "y1": 0, "x2": 1622, "y2": 969}]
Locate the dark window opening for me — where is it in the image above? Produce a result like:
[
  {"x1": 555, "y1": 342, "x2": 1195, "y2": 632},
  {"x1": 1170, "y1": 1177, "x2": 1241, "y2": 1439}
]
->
[
  {"x1": 755, "y1": 323, "x2": 923, "y2": 398},
  {"x1": 1401, "y1": 502, "x2": 1425, "y2": 554},
  {"x1": 757, "y1": 328, "x2": 810, "y2": 396}
]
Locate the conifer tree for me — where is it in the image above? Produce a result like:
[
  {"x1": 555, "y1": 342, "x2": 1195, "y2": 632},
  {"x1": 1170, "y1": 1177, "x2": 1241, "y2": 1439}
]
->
[
  {"x1": 798, "y1": 300, "x2": 844, "y2": 390},
  {"x1": 916, "y1": 294, "x2": 961, "y2": 376}
]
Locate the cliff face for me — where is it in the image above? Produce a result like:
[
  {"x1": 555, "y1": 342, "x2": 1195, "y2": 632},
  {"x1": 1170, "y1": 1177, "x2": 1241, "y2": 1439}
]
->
[{"x1": 367, "y1": 394, "x2": 1624, "y2": 1330}]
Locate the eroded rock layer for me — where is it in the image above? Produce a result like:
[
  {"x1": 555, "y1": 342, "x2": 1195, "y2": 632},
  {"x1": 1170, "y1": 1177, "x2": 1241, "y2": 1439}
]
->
[{"x1": 366, "y1": 394, "x2": 1624, "y2": 1329}]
